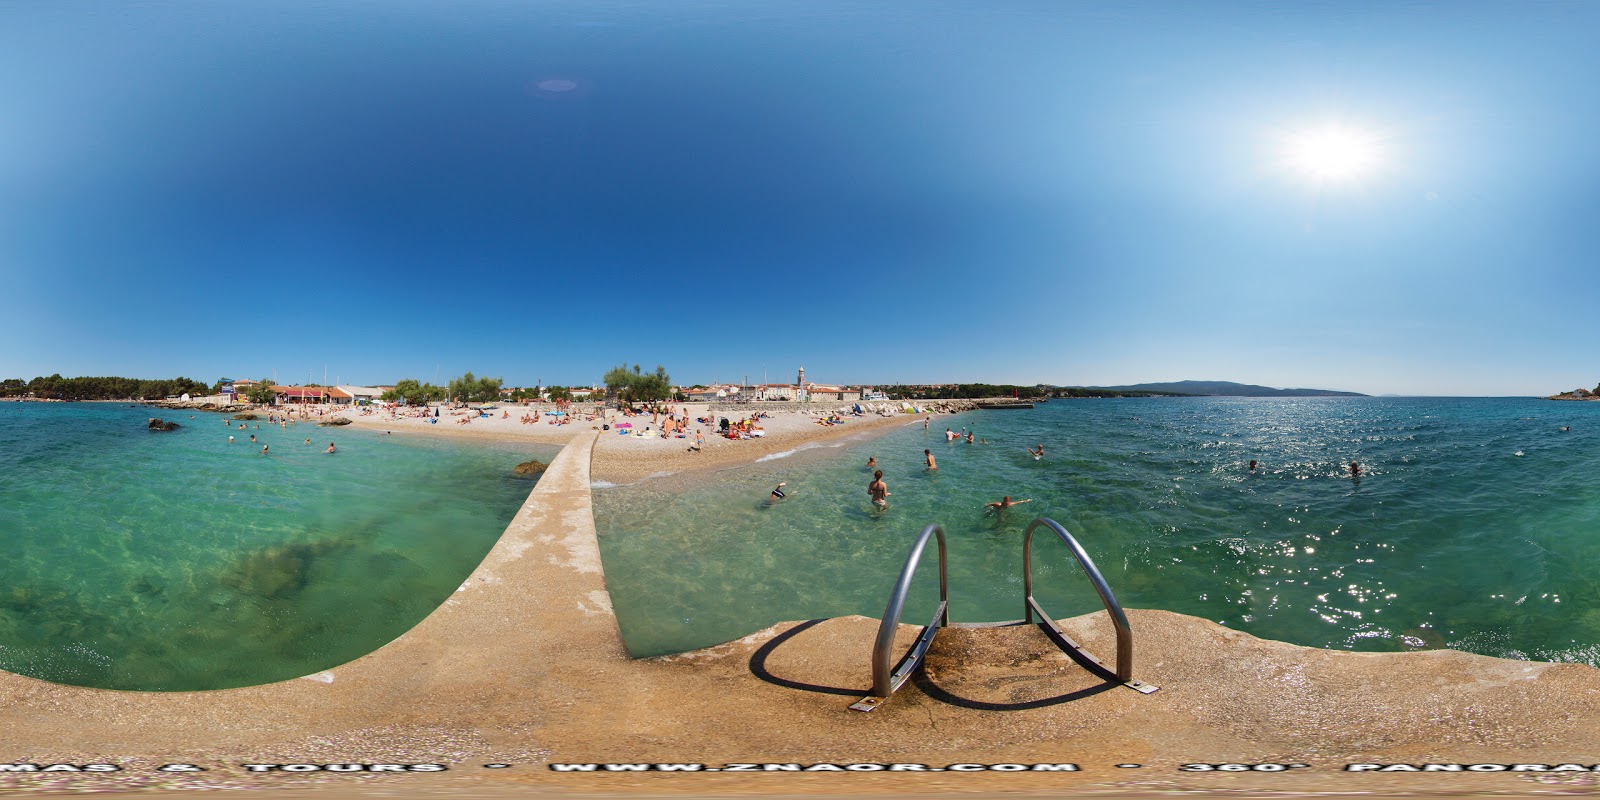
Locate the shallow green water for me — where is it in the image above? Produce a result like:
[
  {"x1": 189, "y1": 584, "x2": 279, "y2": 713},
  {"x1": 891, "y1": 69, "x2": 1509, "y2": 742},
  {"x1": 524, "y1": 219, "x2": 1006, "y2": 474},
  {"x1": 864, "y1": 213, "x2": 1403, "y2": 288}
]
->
[
  {"x1": 595, "y1": 398, "x2": 1600, "y2": 664},
  {"x1": 0, "y1": 402, "x2": 558, "y2": 690}
]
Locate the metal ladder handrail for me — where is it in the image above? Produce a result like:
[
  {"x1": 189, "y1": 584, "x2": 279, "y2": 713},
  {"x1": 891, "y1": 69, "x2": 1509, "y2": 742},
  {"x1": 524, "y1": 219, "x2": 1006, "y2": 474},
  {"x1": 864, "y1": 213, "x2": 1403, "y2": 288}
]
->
[
  {"x1": 1024, "y1": 517, "x2": 1156, "y2": 693},
  {"x1": 849, "y1": 524, "x2": 948, "y2": 712}
]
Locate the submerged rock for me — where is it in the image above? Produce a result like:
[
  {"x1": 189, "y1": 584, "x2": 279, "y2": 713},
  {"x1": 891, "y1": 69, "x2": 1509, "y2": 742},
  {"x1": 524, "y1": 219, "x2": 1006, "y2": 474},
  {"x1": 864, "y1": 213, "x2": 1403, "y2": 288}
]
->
[
  {"x1": 513, "y1": 459, "x2": 548, "y2": 476},
  {"x1": 232, "y1": 413, "x2": 259, "y2": 420},
  {"x1": 147, "y1": 417, "x2": 180, "y2": 431},
  {"x1": 319, "y1": 416, "x2": 352, "y2": 426}
]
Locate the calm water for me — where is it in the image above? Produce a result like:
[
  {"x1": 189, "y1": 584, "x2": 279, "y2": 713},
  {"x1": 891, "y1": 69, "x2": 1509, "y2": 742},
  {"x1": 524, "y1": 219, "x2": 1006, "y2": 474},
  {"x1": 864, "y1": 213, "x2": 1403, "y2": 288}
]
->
[
  {"x1": 0, "y1": 402, "x2": 557, "y2": 690},
  {"x1": 595, "y1": 397, "x2": 1600, "y2": 664}
]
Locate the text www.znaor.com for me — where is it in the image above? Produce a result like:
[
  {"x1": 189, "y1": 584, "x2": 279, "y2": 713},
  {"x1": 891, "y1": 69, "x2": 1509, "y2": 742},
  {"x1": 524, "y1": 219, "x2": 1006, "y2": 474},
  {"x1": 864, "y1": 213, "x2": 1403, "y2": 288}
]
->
[{"x1": 550, "y1": 763, "x2": 1079, "y2": 772}]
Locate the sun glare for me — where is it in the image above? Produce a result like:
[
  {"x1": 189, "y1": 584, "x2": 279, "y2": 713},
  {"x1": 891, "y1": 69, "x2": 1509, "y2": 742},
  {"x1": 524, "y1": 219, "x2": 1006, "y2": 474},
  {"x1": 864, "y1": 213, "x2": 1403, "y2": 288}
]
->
[{"x1": 1281, "y1": 125, "x2": 1383, "y2": 183}]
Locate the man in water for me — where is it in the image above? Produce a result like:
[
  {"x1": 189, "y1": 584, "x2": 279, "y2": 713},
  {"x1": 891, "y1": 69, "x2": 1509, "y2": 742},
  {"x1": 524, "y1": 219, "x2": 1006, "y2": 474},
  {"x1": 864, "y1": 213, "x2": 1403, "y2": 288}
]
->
[
  {"x1": 985, "y1": 495, "x2": 1032, "y2": 513},
  {"x1": 1350, "y1": 461, "x2": 1360, "y2": 478},
  {"x1": 867, "y1": 456, "x2": 877, "y2": 469},
  {"x1": 261, "y1": 444, "x2": 269, "y2": 455},
  {"x1": 769, "y1": 482, "x2": 787, "y2": 501},
  {"x1": 327, "y1": 442, "x2": 337, "y2": 454},
  {"x1": 924, "y1": 449, "x2": 937, "y2": 470},
  {"x1": 1028, "y1": 444, "x2": 1044, "y2": 460},
  {"x1": 1249, "y1": 459, "x2": 1258, "y2": 471},
  {"x1": 868, "y1": 470, "x2": 889, "y2": 507}
]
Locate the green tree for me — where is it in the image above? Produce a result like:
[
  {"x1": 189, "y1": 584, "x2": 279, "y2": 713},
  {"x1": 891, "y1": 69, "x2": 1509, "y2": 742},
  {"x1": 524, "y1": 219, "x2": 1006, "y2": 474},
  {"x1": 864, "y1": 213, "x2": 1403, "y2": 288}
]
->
[
  {"x1": 383, "y1": 379, "x2": 445, "y2": 405},
  {"x1": 447, "y1": 371, "x2": 504, "y2": 403},
  {"x1": 603, "y1": 363, "x2": 673, "y2": 405},
  {"x1": 546, "y1": 385, "x2": 573, "y2": 402}
]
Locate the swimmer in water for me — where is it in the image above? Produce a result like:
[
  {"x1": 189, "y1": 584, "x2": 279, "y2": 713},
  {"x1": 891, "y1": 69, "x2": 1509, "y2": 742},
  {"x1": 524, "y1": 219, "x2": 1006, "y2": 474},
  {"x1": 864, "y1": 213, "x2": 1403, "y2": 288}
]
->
[
  {"x1": 228, "y1": 435, "x2": 234, "y2": 443},
  {"x1": 1249, "y1": 459, "x2": 1258, "y2": 471},
  {"x1": 327, "y1": 443, "x2": 337, "y2": 454},
  {"x1": 249, "y1": 434, "x2": 256, "y2": 443},
  {"x1": 261, "y1": 444, "x2": 268, "y2": 455},
  {"x1": 924, "y1": 449, "x2": 937, "y2": 470},
  {"x1": 769, "y1": 482, "x2": 788, "y2": 501},
  {"x1": 305, "y1": 438, "x2": 311, "y2": 445},
  {"x1": 1350, "y1": 461, "x2": 1361, "y2": 478},
  {"x1": 868, "y1": 470, "x2": 889, "y2": 507},
  {"x1": 867, "y1": 456, "x2": 876, "y2": 469},
  {"x1": 1028, "y1": 444, "x2": 1044, "y2": 460},
  {"x1": 985, "y1": 495, "x2": 1032, "y2": 513}
]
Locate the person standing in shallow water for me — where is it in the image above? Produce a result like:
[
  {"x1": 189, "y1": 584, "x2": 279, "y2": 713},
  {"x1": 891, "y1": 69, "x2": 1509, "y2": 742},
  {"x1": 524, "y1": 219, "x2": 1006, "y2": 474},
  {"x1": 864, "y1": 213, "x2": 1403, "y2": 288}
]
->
[
  {"x1": 924, "y1": 449, "x2": 937, "y2": 470},
  {"x1": 1350, "y1": 461, "x2": 1361, "y2": 478},
  {"x1": 868, "y1": 470, "x2": 889, "y2": 507}
]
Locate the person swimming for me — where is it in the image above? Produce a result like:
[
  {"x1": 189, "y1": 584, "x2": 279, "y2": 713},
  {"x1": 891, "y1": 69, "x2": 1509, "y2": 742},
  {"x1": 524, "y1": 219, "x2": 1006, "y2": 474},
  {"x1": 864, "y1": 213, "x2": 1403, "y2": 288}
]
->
[
  {"x1": 866, "y1": 456, "x2": 877, "y2": 469},
  {"x1": 1350, "y1": 461, "x2": 1361, "y2": 478},
  {"x1": 924, "y1": 449, "x2": 937, "y2": 470},
  {"x1": 1249, "y1": 459, "x2": 1258, "y2": 471},
  {"x1": 769, "y1": 482, "x2": 787, "y2": 501},
  {"x1": 1028, "y1": 444, "x2": 1044, "y2": 460},
  {"x1": 327, "y1": 442, "x2": 337, "y2": 454},
  {"x1": 985, "y1": 495, "x2": 1032, "y2": 513}
]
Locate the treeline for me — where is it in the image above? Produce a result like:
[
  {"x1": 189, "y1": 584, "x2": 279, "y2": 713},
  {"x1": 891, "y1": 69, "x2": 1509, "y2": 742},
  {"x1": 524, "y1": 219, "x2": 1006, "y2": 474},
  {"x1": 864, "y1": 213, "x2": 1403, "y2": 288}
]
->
[
  {"x1": 381, "y1": 372, "x2": 524, "y2": 405},
  {"x1": 604, "y1": 363, "x2": 674, "y2": 404},
  {"x1": 1, "y1": 374, "x2": 215, "y2": 400}
]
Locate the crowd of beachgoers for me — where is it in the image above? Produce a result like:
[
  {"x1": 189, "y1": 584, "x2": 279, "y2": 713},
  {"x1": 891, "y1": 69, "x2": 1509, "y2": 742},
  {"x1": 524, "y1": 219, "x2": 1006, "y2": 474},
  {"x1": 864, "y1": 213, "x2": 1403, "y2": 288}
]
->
[
  {"x1": 311, "y1": 398, "x2": 975, "y2": 483},
  {"x1": 151, "y1": 396, "x2": 978, "y2": 483}
]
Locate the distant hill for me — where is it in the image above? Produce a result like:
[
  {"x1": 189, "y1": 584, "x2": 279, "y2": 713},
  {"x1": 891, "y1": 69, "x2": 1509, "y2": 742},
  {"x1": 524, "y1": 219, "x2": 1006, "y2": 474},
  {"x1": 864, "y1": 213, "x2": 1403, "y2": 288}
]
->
[{"x1": 1081, "y1": 380, "x2": 1367, "y2": 398}]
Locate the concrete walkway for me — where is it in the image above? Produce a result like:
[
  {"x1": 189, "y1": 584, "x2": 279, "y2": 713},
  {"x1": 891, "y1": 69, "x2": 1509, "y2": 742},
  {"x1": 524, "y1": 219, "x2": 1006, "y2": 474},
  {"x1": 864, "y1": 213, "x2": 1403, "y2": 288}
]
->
[{"x1": 4, "y1": 430, "x2": 1600, "y2": 797}]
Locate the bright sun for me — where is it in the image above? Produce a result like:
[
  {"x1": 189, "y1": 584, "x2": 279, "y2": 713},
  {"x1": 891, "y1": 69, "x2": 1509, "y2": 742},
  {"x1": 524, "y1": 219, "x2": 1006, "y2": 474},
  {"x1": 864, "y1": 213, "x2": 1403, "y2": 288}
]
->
[{"x1": 1281, "y1": 125, "x2": 1382, "y2": 182}]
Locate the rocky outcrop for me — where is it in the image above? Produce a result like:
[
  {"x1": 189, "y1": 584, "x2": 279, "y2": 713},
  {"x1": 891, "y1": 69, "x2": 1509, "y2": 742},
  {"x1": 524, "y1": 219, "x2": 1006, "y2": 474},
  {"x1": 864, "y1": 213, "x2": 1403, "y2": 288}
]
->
[
  {"x1": 146, "y1": 418, "x2": 179, "y2": 431},
  {"x1": 513, "y1": 460, "x2": 548, "y2": 476},
  {"x1": 232, "y1": 413, "x2": 259, "y2": 420},
  {"x1": 318, "y1": 417, "x2": 352, "y2": 426},
  {"x1": 146, "y1": 400, "x2": 240, "y2": 412}
]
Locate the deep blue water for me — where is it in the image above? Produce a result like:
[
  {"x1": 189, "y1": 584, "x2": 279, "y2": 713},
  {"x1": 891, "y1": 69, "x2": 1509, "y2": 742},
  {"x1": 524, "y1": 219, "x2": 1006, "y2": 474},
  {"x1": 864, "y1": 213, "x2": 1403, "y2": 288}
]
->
[{"x1": 595, "y1": 397, "x2": 1600, "y2": 663}]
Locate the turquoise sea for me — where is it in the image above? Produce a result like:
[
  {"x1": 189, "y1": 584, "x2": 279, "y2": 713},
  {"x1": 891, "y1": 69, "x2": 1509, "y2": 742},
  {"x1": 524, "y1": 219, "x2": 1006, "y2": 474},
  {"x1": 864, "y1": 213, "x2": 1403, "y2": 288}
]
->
[
  {"x1": 0, "y1": 402, "x2": 556, "y2": 691},
  {"x1": 594, "y1": 397, "x2": 1600, "y2": 665}
]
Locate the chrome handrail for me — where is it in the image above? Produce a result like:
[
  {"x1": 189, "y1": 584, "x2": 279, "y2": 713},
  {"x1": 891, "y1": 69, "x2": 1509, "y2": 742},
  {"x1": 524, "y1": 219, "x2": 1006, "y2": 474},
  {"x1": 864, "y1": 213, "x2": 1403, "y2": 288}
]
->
[
  {"x1": 850, "y1": 523, "x2": 948, "y2": 711},
  {"x1": 1023, "y1": 517, "x2": 1154, "y2": 692}
]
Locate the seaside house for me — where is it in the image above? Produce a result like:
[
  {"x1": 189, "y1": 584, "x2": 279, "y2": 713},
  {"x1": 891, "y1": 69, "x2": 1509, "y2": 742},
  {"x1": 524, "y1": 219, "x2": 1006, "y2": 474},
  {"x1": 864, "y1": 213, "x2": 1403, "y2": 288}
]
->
[
  {"x1": 336, "y1": 386, "x2": 384, "y2": 405},
  {"x1": 755, "y1": 384, "x2": 794, "y2": 401},
  {"x1": 681, "y1": 387, "x2": 721, "y2": 403},
  {"x1": 803, "y1": 384, "x2": 860, "y2": 402},
  {"x1": 271, "y1": 386, "x2": 330, "y2": 405}
]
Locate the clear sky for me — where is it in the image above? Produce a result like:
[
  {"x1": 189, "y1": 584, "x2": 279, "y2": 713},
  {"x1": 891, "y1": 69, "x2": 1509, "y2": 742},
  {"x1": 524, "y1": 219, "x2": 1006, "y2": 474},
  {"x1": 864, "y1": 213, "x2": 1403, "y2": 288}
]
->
[{"x1": 3, "y1": 1, "x2": 1596, "y2": 396}]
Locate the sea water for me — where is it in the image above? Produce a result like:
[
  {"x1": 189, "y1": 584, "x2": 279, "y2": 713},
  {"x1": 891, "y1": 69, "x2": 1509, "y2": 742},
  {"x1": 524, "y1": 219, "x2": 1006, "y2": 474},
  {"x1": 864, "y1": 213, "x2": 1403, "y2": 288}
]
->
[
  {"x1": 594, "y1": 397, "x2": 1600, "y2": 664},
  {"x1": 0, "y1": 402, "x2": 556, "y2": 690}
]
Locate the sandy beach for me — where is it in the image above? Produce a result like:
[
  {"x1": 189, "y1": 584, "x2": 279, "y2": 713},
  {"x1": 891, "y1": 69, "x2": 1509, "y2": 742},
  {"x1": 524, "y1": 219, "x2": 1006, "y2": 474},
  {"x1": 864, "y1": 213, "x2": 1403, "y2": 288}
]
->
[{"x1": 319, "y1": 400, "x2": 971, "y2": 484}]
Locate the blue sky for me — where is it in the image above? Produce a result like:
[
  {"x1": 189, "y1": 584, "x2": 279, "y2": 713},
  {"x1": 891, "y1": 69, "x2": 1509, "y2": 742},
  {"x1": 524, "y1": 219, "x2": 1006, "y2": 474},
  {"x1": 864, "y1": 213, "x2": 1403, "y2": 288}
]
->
[{"x1": 3, "y1": 1, "x2": 1596, "y2": 395}]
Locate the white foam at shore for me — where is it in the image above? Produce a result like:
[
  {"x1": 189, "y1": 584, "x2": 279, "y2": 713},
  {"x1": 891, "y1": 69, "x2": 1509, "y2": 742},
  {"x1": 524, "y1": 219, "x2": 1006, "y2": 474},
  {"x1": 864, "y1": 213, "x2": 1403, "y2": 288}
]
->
[
  {"x1": 590, "y1": 480, "x2": 621, "y2": 489},
  {"x1": 754, "y1": 441, "x2": 839, "y2": 462}
]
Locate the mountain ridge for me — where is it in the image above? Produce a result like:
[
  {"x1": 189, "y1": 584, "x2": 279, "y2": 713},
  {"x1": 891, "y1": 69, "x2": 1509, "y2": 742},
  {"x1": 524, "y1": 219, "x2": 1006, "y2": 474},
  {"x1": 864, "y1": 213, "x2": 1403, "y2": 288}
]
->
[{"x1": 1081, "y1": 380, "x2": 1367, "y2": 398}]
